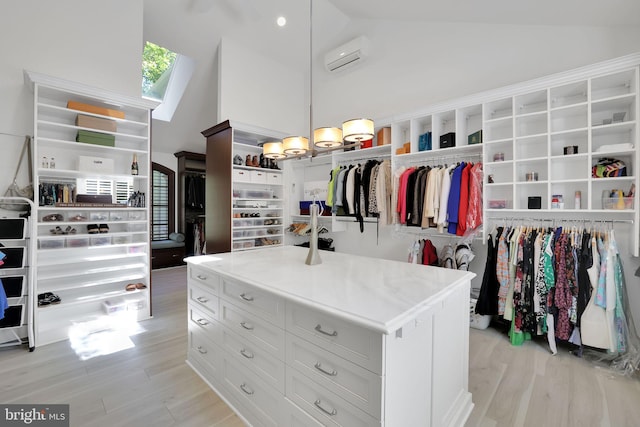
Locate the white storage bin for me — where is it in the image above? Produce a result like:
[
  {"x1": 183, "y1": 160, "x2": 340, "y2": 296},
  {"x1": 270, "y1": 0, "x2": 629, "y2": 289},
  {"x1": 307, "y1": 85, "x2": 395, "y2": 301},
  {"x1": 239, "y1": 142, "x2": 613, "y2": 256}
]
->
[
  {"x1": 67, "y1": 237, "x2": 89, "y2": 248},
  {"x1": 90, "y1": 211, "x2": 109, "y2": 221},
  {"x1": 39, "y1": 238, "x2": 65, "y2": 250},
  {"x1": 110, "y1": 211, "x2": 127, "y2": 221},
  {"x1": 128, "y1": 211, "x2": 146, "y2": 221},
  {"x1": 90, "y1": 236, "x2": 111, "y2": 246},
  {"x1": 111, "y1": 235, "x2": 131, "y2": 245}
]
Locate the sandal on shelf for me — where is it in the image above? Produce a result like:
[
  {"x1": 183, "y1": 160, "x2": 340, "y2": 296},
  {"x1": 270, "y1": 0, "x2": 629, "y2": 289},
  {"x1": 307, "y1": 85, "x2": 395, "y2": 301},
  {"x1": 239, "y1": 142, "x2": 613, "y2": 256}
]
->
[
  {"x1": 98, "y1": 224, "x2": 109, "y2": 233},
  {"x1": 43, "y1": 213, "x2": 63, "y2": 222}
]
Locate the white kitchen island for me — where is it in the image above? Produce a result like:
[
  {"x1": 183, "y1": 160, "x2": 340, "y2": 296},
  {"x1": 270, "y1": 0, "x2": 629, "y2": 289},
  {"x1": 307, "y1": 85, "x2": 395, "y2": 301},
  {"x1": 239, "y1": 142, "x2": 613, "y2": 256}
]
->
[{"x1": 185, "y1": 245, "x2": 475, "y2": 427}]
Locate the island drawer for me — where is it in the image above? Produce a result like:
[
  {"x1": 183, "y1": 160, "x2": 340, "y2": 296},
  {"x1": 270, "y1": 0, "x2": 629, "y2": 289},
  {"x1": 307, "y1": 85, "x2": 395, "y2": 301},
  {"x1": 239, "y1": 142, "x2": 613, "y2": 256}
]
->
[
  {"x1": 221, "y1": 327, "x2": 285, "y2": 393},
  {"x1": 189, "y1": 303, "x2": 220, "y2": 336},
  {"x1": 188, "y1": 281, "x2": 219, "y2": 317},
  {"x1": 221, "y1": 276, "x2": 285, "y2": 327},
  {"x1": 220, "y1": 299, "x2": 285, "y2": 359},
  {"x1": 188, "y1": 265, "x2": 220, "y2": 293},
  {"x1": 286, "y1": 302, "x2": 383, "y2": 375},
  {"x1": 286, "y1": 368, "x2": 380, "y2": 427},
  {"x1": 188, "y1": 324, "x2": 222, "y2": 381},
  {"x1": 221, "y1": 353, "x2": 284, "y2": 427},
  {"x1": 286, "y1": 334, "x2": 382, "y2": 418}
]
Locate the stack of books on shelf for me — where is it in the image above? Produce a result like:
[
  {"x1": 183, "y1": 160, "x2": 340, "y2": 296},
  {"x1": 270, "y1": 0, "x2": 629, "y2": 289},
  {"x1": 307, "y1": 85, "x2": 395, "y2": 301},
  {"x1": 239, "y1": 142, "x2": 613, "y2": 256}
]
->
[{"x1": 68, "y1": 100, "x2": 123, "y2": 147}]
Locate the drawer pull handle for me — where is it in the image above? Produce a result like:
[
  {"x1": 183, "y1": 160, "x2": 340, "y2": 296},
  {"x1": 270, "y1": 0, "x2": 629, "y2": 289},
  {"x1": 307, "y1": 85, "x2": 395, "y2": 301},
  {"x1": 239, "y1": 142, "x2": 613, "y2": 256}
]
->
[
  {"x1": 196, "y1": 296, "x2": 209, "y2": 303},
  {"x1": 240, "y1": 321, "x2": 254, "y2": 331},
  {"x1": 240, "y1": 293, "x2": 254, "y2": 302},
  {"x1": 196, "y1": 346, "x2": 207, "y2": 354},
  {"x1": 240, "y1": 383, "x2": 254, "y2": 395},
  {"x1": 315, "y1": 324, "x2": 338, "y2": 337},
  {"x1": 197, "y1": 274, "x2": 207, "y2": 280},
  {"x1": 314, "y1": 399, "x2": 337, "y2": 416},
  {"x1": 314, "y1": 362, "x2": 337, "y2": 377},
  {"x1": 240, "y1": 348, "x2": 254, "y2": 359},
  {"x1": 196, "y1": 318, "x2": 209, "y2": 326}
]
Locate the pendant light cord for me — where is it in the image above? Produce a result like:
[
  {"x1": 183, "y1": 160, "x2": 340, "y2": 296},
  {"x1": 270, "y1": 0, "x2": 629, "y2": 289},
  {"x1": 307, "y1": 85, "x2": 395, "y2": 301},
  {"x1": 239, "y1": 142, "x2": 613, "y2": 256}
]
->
[{"x1": 309, "y1": 0, "x2": 313, "y2": 154}]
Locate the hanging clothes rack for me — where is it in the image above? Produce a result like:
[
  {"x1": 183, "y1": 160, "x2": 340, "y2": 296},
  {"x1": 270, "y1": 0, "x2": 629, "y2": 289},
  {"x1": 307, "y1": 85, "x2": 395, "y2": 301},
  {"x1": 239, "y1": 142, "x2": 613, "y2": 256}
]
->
[{"x1": 335, "y1": 154, "x2": 391, "y2": 167}]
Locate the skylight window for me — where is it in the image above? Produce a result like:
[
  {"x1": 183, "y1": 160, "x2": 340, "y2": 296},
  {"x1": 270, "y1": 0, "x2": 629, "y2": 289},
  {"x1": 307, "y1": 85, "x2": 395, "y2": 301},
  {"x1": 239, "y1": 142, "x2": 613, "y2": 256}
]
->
[{"x1": 142, "y1": 41, "x2": 195, "y2": 122}]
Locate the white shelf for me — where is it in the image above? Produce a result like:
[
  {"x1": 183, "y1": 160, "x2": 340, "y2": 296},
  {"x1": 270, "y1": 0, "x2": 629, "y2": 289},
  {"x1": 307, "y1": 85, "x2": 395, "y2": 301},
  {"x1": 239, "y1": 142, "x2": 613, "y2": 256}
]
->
[{"x1": 29, "y1": 71, "x2": 153, "y2": 347}]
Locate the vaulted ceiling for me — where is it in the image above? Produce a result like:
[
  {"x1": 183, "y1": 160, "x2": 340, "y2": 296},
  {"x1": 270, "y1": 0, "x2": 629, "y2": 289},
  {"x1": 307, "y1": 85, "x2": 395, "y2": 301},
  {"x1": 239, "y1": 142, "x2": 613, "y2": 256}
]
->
[{"x1": 143, "y1": 0, "x2": 640, "y2": 154}]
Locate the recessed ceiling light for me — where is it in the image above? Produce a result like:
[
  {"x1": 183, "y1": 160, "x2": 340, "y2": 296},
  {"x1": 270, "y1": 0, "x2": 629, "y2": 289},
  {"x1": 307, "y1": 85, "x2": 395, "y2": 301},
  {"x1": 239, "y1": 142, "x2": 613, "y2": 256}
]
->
[{"x1": 277, "y1": 16, "x2": 286, "y2": 27}]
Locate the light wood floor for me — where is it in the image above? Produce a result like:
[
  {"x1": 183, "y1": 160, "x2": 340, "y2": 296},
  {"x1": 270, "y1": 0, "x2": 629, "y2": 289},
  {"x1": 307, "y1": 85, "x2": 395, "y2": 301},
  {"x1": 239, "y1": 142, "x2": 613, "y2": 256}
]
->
[{"x1": 0, "y1": 266, "x2": 638, "y2": 427}]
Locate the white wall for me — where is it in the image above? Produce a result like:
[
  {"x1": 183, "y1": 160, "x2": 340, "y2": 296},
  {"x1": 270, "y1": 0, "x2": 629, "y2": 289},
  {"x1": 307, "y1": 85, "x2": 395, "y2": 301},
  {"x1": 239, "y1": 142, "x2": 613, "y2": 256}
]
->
[
  {"x1": 312, "y1": 21, "x2": 640, "y2": 127},
  {"x1": 0, "y1": 0, "x2": 144, "y2": 193},
  {"x1": 218, "y1": 38, "x2": 306, "y2": 136}
]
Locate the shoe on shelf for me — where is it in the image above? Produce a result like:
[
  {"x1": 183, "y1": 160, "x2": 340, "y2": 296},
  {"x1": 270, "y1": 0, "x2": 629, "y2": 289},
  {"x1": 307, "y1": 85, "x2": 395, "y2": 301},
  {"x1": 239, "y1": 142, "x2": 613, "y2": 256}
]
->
[
  {"x1": 38, "y1": 292, "x2": 61, "y2": 306},
  {"x1": 69, "y1": 214, "x2": 87, "y2": 222},
  {"x1": 99, "y1": 224, "x2": 109, "y2": 233},
  {"x1": 42, "y1": 213, "x2": 63, "y2": 222},
  {"x1": 125, "y1": 284, "x2": 137, "y2": 291},
  {"x1": 87, "y1": 224, "x2": 99, "y2": 234},
  {"x1": 135, "y1": 283, "x2": 147, "y2": 289}
]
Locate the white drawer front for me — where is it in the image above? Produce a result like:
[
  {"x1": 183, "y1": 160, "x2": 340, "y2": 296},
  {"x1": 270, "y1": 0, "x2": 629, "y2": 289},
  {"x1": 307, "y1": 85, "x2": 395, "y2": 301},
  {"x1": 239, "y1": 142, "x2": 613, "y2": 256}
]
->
[
  {"x1": 286, "y1": 370, "x2": 380, "y2": 427},
  {"x1": 266, "y1": 172, "x2": 283, "y2": 185},
  {"x1": 284, "y1": 398, "x2": 327, "y2": 427},
  {"x1": 286, "y1": 303, "x2": 383, "y2": 374},
  {"x1": 188, "y1": 324, "x2": 222, "y2": 380},
  {"x1": 222, "y1": 354, "x2": 284, "y2": 427},
  {"x1": 189, "y1": 266, "x2": 220, "y2": 293},
  {"x1": 221, "y1": 300, "x2": 285, "y2": 359},
  {"x1": 222, "y1": 277, "x2": 285, "y2": 326},
  {"x1": 221, "y1": 327, "x2": 285, "y2": 393},
  {"x1": 189, "y1": 304, "x2": 220, "y2": 336},
  {"x1": 250, "y1": 170, "x2": 268, "y2": 183},
  {"x1": 286, "y1": 335, "x2": 382, "y2": 419},
  {"x1": 188, "y1": 281, "x2": 219, "y2": 317},
  {"x1": 233, "y1": 168, "x2": 252, "y2": 183}
]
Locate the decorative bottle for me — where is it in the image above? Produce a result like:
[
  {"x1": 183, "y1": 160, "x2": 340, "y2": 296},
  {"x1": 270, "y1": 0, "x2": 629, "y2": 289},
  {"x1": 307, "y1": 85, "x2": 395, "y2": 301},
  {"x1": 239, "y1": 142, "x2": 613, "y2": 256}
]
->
[{"x1": 131, "y1": 153, "x2": 139, "y2": 176}]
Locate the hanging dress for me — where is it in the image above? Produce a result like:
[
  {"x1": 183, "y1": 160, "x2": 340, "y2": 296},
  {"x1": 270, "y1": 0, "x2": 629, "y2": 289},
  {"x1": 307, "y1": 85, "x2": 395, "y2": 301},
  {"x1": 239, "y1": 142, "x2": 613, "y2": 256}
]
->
[
  {"x1": 476, "y1": 229, "x2": 500, "y2": 315},
  {"x1": 581, "y1": 234, "x2": 609, "y2": 349}
]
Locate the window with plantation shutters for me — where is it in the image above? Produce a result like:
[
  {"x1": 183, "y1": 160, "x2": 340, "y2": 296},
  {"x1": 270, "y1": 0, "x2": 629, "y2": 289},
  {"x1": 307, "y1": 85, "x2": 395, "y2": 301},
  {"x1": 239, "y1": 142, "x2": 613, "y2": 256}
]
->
[
  {"x1": 151, "y1": 162, "x2": 175, "y2": 241},
  {"x1": 78, "y1": 178, "x2": 133, "y2": 204}
]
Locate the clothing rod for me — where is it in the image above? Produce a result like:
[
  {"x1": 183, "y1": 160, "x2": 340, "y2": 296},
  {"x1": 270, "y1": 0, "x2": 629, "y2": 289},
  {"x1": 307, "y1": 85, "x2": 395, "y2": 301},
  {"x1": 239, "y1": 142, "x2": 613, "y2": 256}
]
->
[
  {"x1": 400, "y1": 154, "x2": 482, "y2": 166},
  {"x1": 394, "y1": 227, "x2": 485, "y2": 240},
  {"x1": 336, "y1": 154, "x2": 391, "y2": 165},
  {"x1": 487, "y1": 216, "x2": 634, "y2": 224}
]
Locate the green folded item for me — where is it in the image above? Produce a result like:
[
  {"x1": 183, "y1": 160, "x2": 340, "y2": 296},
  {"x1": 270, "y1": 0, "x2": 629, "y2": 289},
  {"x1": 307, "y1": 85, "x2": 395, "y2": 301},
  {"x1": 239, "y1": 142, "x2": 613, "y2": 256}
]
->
[{"x1": 76, "y1": 130, "x2": 115, "y2": 147}]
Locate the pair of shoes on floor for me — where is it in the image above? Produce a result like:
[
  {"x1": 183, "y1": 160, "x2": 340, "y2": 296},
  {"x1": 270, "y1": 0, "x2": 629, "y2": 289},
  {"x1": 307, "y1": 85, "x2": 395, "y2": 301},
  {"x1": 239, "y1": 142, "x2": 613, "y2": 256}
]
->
[
  {"x1": 87, "y1": 224, "x2": 109, "y2": 234},
  {"x1": 125, "y1": 282, "x2": 147, "y2": 291},
  {"x1": 38, "y1": 292, "x2": 61, "y2": 306}
]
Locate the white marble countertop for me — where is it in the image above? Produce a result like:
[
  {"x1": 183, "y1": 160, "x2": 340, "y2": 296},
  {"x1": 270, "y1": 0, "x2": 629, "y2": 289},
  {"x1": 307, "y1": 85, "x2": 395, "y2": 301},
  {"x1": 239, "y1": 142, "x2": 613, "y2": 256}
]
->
[{"x1": 187, "y1": 246, "x2": 475, "y2": 334}]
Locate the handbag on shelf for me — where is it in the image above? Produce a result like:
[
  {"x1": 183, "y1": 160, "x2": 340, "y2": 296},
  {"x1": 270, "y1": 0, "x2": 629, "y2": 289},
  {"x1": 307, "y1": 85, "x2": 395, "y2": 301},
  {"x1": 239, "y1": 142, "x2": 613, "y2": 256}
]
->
[{"x1": 1, "y1": 136, "x2": 34, "y2": 211}]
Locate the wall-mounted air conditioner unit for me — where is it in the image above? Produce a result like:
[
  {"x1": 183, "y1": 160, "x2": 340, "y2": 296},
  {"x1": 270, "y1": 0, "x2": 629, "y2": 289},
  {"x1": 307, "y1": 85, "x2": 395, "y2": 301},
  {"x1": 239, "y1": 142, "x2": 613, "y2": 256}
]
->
[{"x1": 324, "y1": 36, "x2": 370, "y2": 73}]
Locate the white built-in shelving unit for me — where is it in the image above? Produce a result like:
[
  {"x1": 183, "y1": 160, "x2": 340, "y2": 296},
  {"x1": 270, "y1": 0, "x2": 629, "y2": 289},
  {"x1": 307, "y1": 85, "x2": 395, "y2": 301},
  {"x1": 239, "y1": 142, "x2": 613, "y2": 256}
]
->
[{"x1": 25, "y1": 71, "x2": 158, "y2": 346}]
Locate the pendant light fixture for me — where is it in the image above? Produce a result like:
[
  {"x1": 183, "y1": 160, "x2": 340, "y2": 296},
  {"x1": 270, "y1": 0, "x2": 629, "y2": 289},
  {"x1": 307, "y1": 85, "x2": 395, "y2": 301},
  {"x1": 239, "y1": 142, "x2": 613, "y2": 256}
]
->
[
  {"x1": 313, "y1": 126, "x2": 343, "y2": 148},
  {"x1": 261, "y1": 1, "x2": 374, "y2": 161},
  {"x1": 263, "y1": 141, "x2": 286, "y2": 159},
  {"x1": 342, "y1": 118, "x2": 374, "y2": 143},
  {"x1": 282, "y1": 136, "x2": 309, "y2": 155}
]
